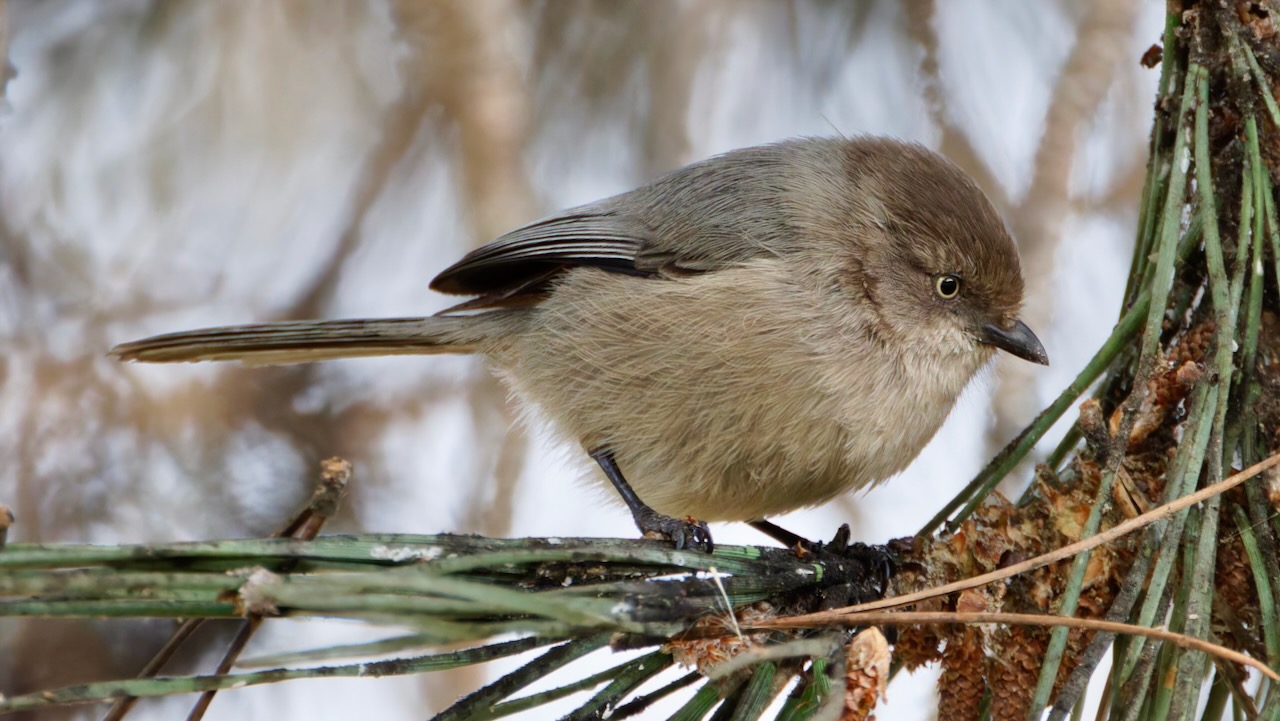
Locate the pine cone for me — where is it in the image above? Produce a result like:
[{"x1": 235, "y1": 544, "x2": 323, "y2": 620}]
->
[
  {"x1": 938, "y1": 627, "x2": 986, "y2": 721},
  {"x1": 988, "y1": 626, "x2": 1047, "y2": 721},
  {"x1": 842, "y1": 627, "x2": 891, "y2": 721},
  {"x1": 894, "y1": 624, "x2": 943, "y2": 670}
]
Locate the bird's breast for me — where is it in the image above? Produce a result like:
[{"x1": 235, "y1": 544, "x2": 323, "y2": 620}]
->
[{"x1": 493, "y1": 263, "x2": 985, "y2": 521}]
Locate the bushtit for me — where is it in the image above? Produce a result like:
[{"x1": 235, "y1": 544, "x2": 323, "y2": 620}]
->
[{"x1": 112, "y1": 137, "x2": 1047, "y2": 551}]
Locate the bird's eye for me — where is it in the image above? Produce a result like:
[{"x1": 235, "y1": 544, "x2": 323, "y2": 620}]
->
[{"x1": 934, "y1": 274, "x2": 961, "y2": 299}]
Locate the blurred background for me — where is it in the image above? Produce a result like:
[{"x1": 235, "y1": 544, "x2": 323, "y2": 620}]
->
[{"x1": 0, "y1": 0, "x2": 1163, "y2": 718}]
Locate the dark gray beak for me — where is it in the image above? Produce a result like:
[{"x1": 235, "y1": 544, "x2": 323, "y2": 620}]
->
[{"x1": 982, "y1": 319, "x2": 1049, "y2": 365}]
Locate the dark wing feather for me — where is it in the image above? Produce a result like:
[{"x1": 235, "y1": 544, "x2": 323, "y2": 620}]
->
[
  {"x1": 430, "y1": 212, "x2": 654, "y2": 297},
  {"x1": 430, "y1": 140, "x2": 813, "y2": 309}
]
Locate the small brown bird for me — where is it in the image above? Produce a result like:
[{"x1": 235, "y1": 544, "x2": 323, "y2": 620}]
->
[{"x1": 112, "y1": 137, "x2": 1047, "y2": 551}]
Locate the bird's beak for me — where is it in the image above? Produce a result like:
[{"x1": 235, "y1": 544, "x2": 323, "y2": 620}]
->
[{"x1": 981, "y1": 319, "x2": 1049, "y2": 365}]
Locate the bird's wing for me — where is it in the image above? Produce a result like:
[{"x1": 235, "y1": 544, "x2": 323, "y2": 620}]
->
[
  {"x1": 430, "y1": 142, "x2": 808, "y2": 312},
  {"x1": 429, "y1": 207, "x2": 753, "y2": 313},
  {"x1": 429, "y1": 212, "x2": 652, "y2": 298}
]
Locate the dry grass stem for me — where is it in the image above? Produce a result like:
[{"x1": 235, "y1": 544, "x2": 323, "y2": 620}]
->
[
  {"x1": 753, "y1": 611, "x2": 1278, "y2": 682},
  {"x1": 799, "y1": 452, "x2": 1280, "y2": 617}
]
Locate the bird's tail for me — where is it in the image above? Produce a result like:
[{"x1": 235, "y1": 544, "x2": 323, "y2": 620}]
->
[{"x1": 110, "y1": 316, "x2": 494, "y2": 366}]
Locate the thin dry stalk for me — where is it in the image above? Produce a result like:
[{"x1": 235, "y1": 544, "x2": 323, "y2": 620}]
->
[
  {"x1": 103, "y1": 458, "x2": 352, "y2": 721},
  {"x1": 790, "y1": 452, "x2": 1280, "y2": 617},
  {"x1": 752, "y1": 611, "x2": 1277, "y2": 682}
]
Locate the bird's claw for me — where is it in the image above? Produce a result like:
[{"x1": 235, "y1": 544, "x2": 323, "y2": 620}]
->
[
  {"x1": 798, "y1": 525, "x2": 895, "y2": 603},
  {"x1": 635, "y1": 510, "x2": 713, "y2": 552},
  {"x1": 851, "y1": 544, "x2": 895, "y2": 597}
]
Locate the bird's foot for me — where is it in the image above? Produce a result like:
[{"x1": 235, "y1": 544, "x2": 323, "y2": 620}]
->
[
  {"x1": 634, "y1": 508, "x2": 713, "y2": 552},
  {"x1": 811, "y1": 524, "x2": 895, "y2": 602},
  {"x1": 589, "y1": 447, "x2": 714, "y2": 552},
  {"x1": 751, "y1": 521, "x2": 895, "y2": 605}
]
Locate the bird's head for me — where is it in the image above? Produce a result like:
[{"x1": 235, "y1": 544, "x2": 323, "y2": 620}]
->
[{"x1": 836, "y1": 139, "x2": 1048, "y2": 366}]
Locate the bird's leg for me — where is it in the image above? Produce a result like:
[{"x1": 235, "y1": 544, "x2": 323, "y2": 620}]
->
[
  {"x1": 749, "y1": 519, "x2": 813, "y2": 549},
  {"x1": 589, "y1": 448, "x2": 713, "y2": 552}
]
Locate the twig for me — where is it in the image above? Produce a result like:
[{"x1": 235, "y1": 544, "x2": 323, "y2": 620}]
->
[
  {"x1": 752, "y1": 611, "x2": 1278, "y2": 682},
  {"x1": 0, "y1": 505, "x2": 12, "y2": 550},
  {"x1": 183, "y1": 619, "x2": 264, "y2": 721},
  {"x1": 185, "y1": 458, "x2": 350, "y2": 721},
  {"x1": 103, "y1": 458, "x2": 351, "y2": 721}
]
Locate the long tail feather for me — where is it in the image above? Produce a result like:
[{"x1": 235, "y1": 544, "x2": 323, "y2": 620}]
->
[{"x1": 110, "y1": 317, "x2": 482, "y2": 366}]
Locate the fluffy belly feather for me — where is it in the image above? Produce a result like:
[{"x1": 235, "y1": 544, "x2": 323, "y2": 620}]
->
[{"x1": 492, "y1": 265, "x2": 985, "y2": 522}]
